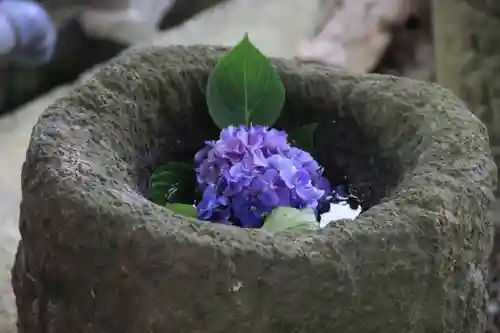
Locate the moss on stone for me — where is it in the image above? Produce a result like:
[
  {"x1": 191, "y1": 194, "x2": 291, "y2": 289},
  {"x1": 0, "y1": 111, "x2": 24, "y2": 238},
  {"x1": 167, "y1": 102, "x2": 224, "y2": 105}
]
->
[
  {"x1": 12, "y1": 45, "x2": 497, "y2": 333},
  {"x1": 433, "y1": 0, "x2": 500, "y2": 192}
]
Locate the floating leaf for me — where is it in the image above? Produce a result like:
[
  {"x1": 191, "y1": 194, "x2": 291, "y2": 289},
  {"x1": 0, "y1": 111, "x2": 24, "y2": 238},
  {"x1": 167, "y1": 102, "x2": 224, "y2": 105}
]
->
[
  {"x1": 262, "y1": 207, "x2": 320, "y2": 234},
  {"x1": 206, "y1": 33, "x2": 286, "y2": 129},
  {"x1": 166, "y1": 203, "x2": 199, "y2": 219},
  {"x1": 288, "y1": 122, "x2": 318, "y2": 152},
  {"x1": 150, "y1": 161, "x2": 196, "y2": 206}
]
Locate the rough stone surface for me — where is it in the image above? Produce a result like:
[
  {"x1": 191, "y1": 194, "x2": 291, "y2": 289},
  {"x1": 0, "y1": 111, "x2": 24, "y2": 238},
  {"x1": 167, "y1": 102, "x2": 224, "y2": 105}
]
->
[
  {"x1": 13, "y1": 46, "x2": 497, "y2": 333},
  {"x1": 432, "y1": 0, "x2": 500, "y2": 193},
  {"x1": 375, "y1": 0, "x2": 434, "y2": 81},
  {"x1": 463, "y1": 0, "x2": 500, "y2": 18}
]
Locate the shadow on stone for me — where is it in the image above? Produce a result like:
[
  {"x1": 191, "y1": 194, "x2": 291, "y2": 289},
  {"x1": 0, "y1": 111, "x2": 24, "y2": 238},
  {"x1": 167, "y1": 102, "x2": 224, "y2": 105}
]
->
[
  {"x1": 158, "y1": 0, "x2": 229, "y2": 30},
  {"x1": 464, "y1": 0, "x2": 500, "y2": 18}
]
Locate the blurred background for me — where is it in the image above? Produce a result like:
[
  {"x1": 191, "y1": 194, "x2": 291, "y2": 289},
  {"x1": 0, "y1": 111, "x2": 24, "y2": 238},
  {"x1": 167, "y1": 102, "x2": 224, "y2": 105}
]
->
[{"x1": 0, "y1": 0, "x2": 498, "y2": 332}]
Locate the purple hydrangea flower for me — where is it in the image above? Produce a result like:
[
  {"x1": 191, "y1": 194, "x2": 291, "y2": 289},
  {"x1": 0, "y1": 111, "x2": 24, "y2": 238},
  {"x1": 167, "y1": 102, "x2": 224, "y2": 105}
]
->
[{"x1": 195, "y1": 125, "x2": 329, "y2": 228}]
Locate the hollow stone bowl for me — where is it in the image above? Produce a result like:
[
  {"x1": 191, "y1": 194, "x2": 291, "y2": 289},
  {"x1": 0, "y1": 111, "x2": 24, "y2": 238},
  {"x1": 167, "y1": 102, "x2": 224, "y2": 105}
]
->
[{"x1": 12, "y1": 45, "x2": 497, "y2": 333}]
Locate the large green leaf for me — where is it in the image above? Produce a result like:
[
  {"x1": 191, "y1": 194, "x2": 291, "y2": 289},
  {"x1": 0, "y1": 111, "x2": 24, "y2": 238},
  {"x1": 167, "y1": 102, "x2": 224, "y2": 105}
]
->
[
  {"x1": 262, "y1": 207, "x2": 320, "y2": 234},
  {"x1": 206, "y1": 33, "x2": 286, "y2": 128},
  {"x1": 288, "y1": 122, "x2": 319, "y2": 152},
  {"x1": 150, "y1": 161, "x2": 196, "y2": 206}
]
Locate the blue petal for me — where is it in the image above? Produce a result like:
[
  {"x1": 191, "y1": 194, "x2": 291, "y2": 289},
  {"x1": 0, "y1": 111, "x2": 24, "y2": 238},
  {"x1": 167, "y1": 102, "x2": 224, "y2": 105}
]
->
[
  {"x1": 296, "y1": 185, "x2": 324, "y2": 203},
  {"x1": 251, "y1": 148, "x2": 268, "y2": 167},
  {"x1": 293, "y1": 169, "x2": 312, "y2": 187},
  {"x1": 280, "y1": 168, "x2": 297, "y2": 189},
  {"x1": 258, "y1": 189, "x2": 280, "y2": 207}
]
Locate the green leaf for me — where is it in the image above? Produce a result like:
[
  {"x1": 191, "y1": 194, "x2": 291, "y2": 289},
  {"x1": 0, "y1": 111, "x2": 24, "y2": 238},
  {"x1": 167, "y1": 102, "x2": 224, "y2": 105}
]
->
[
  {"x1": 206, "y1": 33, "x2": 286, "y2": 128},
  {"x1": 262, "y1": 207, "x2": 320, "y2": 234},
  {"x1": 166, "y1": 203, "x2": 199, "y2": 218},
  {"x1": 150, "y1": 161, "x2": 196, "y2": 206},
  {"x1": 288, "y1": 122, "x2": 318, "y2": 152}
]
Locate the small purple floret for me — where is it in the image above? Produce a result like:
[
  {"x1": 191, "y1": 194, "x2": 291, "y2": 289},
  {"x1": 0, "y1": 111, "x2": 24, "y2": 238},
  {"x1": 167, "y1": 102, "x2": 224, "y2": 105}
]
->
[{"x1": 195, "y1": 125, "x2": 329, "y2": 228}]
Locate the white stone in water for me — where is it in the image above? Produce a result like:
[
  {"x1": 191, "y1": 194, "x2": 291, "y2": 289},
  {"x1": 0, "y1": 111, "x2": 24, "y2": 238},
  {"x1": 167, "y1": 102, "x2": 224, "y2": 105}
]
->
[{"x1": 319, "y1": 202, "x2": 361, "y2": 228}]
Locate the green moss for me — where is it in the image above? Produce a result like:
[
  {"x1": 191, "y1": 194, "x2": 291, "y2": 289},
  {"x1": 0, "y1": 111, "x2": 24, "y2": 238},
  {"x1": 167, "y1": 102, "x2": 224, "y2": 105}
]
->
[{"x1": 433, "y1": 0, "x2": 500, "y2": 191}]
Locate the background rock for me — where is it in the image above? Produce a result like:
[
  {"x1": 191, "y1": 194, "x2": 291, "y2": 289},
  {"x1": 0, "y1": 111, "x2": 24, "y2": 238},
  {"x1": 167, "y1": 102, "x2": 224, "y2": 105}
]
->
[
  {"x1": 432, "y1": 5, "x2": 500, "y2": 329},
  {"x1": 375, "y1": 0, "x2": 434, "y2": 81},
  {"x1": 297, "y1": 0, "x2": 434, "y2": 80},
  {"x1": 432, "y1": 0, "x2": 500, "y2": 193}
]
